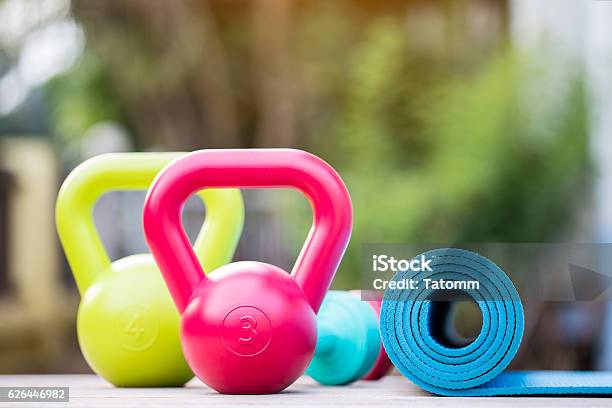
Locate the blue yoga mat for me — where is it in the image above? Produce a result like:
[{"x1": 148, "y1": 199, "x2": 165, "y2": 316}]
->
[{"x1": 380, "y1": 248, "x2": 612, "y2": 396}]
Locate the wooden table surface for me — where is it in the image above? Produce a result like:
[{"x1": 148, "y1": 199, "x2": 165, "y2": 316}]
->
[{"x1": 0, "y1": 375, "x2": 610, "y2": 407}]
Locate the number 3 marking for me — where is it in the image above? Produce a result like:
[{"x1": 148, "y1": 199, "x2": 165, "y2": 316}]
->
[{"x1": 238, "y1": 315, "x2": 258, "y2": 345}]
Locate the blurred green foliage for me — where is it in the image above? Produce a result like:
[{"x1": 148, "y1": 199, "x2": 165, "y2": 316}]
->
[
  {"x1": 46, "y1": 52, "x2": 125, "y2": 142},
  {"x1": 304, "y1": 22, "x2": 590, "y2": 287},
  {"x1": 42, "y1": 2, "x2": 589, "y2": 288}
]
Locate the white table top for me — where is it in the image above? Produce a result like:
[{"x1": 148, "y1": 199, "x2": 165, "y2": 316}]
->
[{"x1": 0, "y1": 374, "x2": 610, "y2": 407}]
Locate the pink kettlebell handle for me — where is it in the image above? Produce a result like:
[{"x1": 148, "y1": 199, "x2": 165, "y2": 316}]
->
[{"x1": 143, "y1": 149, "x2": 353, "y2": 314}]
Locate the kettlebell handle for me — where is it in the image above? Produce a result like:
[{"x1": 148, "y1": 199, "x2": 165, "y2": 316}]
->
[
  {"x1": 144, "y1": 149, "x2": 353, "y2": 313},
  {"x1": 56, "y1": 153, "x2": 244, "y2": 294}
]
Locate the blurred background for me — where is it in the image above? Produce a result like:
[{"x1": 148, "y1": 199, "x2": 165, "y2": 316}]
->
[{"x1": 0, "y1": 0, "x2": 612, "y2": 376}]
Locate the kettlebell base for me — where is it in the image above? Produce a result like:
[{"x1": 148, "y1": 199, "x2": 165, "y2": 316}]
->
[
  {"x1": 181, "y1": 262, "x2": 317, "y2": 394},
  {"x1": 77, "y1": 262, "x2": 194, "y2": 388}
]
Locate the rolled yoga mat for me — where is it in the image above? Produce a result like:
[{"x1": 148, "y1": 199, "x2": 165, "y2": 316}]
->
[{"x1": 380, "y1": 248, "x2": 612, "y2": 396}]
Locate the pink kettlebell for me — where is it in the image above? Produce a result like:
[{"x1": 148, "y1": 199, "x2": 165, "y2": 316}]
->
[{"x1": 143, "y1": 149, "x2": 352, "y2": 394}]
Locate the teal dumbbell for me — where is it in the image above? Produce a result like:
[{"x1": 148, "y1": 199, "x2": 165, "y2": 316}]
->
[{"x1": 306, "y1": 291, "x2": 392, "y2": 385}]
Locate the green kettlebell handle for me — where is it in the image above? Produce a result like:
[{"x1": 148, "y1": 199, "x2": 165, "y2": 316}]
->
[{"x1": 56, "y1": 152, "x2": 244, "y2": 294}]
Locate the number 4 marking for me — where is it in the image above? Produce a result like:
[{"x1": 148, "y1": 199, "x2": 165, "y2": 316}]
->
[{"x1": 126, "y1": 313, "x2": 145, "y2": 339}]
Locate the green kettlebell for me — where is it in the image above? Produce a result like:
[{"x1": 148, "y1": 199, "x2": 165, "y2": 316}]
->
[{"x1": 56, "y1": 153, "x2": 244, "y2": 387}]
